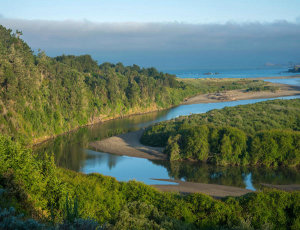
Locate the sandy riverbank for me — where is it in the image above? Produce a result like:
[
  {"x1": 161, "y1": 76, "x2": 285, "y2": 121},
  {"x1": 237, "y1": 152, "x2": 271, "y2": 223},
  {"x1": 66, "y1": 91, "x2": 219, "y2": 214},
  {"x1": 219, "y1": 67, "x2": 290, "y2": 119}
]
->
[
  {"x1": 152, "y1": 180, "x2": 300, "y2": 196},
  {"x1": 33, "y1": 76, "x2": 299, "y2": 146},
  {"x1": 89, "y1": 129, "x2": 166, "y2": 160},
  {"x1": 89, "y1": 134, "x2": 253, "y2": 197},
  {"x1": 90, "y1": 130, "x2": 300, "y2": 195},
  {"x1": 182, "y1": 82, "x2": 300, "y2": 104},
  {"x1": 260, "y1": 183, "x2": 300, "y2": 191},
  {"x1": 152, "y1": 179, "x2": 251, "y2": 197},
  {"x1": 89, "y1": 127, "x2": 300, "y2": 195},
  {"x1": 250, "y1": 75, "x2": 300, "y2": 80},
  {"x1": 88, "y1": 76, "x2": 300, "y2": 196},
  {"x1": 90, "y1": 79, "x2": 300, "y2": 159}
]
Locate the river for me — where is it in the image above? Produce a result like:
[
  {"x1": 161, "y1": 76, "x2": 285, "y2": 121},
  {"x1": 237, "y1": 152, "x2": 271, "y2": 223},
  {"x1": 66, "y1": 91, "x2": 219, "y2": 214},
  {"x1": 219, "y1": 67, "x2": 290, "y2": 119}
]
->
[{"x1": 36, "y1": 78, "x2": 300, "y2": 191}]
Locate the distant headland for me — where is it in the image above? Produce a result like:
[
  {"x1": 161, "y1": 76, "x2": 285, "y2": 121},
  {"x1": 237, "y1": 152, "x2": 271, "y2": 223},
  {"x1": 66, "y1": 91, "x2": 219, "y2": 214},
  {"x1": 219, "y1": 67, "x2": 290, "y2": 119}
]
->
[{"x1": 288, "y1": 65, "x2": 300, "y2": 73}]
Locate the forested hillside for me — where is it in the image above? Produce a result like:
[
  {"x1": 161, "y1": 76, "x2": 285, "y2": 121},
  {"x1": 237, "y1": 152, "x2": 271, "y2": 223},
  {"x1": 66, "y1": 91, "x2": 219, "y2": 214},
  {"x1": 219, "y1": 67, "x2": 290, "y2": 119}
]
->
[
  {"x1": 0, "y1": 25, "x2": 278, "y2": 144},
  {"x1": 1, "y1": 134, "x2": 300, "y2": 229},
  {"x1": 0, "y1": 25, "x2": 199, "y2": 143},
  {"x1": 141, "y1": 99, "x2": 300, "y2": 167},
  {"x1": 1, "y1": 24, "x2": 300, "y2": 229}
]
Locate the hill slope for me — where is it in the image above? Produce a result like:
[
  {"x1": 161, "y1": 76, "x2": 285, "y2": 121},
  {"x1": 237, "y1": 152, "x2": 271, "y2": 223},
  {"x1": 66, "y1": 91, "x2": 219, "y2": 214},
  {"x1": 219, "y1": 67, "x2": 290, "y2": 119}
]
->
[{"x1": 0, "y1": 25, "x2": 198, "y2": 143}]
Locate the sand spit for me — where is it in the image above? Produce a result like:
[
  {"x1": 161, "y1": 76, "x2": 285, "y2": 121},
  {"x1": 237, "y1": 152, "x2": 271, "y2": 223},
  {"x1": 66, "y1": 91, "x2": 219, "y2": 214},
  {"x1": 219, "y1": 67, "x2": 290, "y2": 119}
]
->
[
  {"x1": 89, "y1": 129, "x2": 166, "y2": 160},
  {"x1": 182, "y1": 83, "x2": 300, "y2": 105},
  {"x1": 152, "y1": 179, "x2": 251, "y2": 198}
]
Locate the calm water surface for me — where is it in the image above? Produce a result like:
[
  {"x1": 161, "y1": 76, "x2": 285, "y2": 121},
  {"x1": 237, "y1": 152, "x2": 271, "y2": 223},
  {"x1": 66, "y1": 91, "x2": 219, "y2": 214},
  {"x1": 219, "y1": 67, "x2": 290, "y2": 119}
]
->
[
  {"x1": 37, "y1": 93, "x2": 300, "y2": 191},
  {"x1": 264, "y1": 77, "x2": 300, "y2": 86},
  {"x1": 169, "y1": 67, "x2": 300, "y2": 79}
]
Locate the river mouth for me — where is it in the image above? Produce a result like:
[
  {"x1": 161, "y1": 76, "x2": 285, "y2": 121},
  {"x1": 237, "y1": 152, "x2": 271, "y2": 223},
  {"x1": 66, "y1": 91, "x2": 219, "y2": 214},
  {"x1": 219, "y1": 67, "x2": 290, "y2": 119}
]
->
[{"x1": 36, "y1": 85, "x2": 300, "y2": 192}]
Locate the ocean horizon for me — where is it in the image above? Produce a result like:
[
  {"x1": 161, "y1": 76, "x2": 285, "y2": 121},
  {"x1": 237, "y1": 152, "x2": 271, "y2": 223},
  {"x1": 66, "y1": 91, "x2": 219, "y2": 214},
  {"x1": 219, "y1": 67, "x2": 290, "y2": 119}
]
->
[{"x1": 167, "y1": 66, "x2": 300, "y2": 79}]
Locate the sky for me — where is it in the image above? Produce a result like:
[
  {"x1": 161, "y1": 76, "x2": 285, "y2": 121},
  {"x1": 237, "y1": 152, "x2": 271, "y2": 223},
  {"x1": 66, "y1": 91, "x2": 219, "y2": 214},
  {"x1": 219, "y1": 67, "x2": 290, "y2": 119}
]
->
[{"x1": 1, "y1": 0, "x2": 300, "y2": 70}]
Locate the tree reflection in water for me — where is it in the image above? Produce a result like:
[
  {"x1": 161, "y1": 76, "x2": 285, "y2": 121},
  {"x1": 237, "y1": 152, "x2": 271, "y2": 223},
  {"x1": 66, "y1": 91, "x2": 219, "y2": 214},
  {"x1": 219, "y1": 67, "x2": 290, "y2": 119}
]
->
[{"x1": 151, "y1": 160, "x2": 300, "y2": 190}]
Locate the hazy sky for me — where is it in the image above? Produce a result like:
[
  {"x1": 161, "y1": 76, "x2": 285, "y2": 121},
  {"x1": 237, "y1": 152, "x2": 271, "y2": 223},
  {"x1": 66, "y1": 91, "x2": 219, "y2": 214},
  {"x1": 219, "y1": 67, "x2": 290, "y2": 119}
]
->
[
  {"x1": 2, "y1": 0, "x2": 300, "y2": 23},
  {"x1": 1, "y1": 0, "x2": 300, "y2": 70}
]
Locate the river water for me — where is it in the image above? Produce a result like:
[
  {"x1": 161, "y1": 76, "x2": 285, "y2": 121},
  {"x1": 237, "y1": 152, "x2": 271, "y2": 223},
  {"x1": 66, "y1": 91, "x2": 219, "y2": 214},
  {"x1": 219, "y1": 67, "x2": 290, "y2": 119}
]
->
[{"x1": 36, "y1": 78, "x2": 300, "y2": 191}]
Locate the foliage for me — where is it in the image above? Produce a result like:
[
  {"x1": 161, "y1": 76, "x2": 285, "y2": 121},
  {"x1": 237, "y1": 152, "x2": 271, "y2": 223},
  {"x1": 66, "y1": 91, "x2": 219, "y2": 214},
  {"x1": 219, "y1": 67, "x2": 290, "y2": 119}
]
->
[
  {"x1": 180, "y1": 78, "x2": 276, "y2": 94},
  {"x1": 250, "y1": 130, "x2": 300, "y2": 167},
  {"x1": 1, "y1": 136, "x2": 300, "y2": 229},
  {"x1": 142, "y1": 99, "x2": 300, "y2": 167},
  {"x1": 0, "y1": 206, "x2": 44, "y2": 230},
  {"x1": 0, "y1": 190, "x2": 102, "y2": 230},
  {"x1": 1, "y1": 24, "x2": 299, "y2": 229},
  {"x1": 0, "y1": 25, "x2": 199, "y2": 143},
  {"x1": 0, "y1": 24, "x2": 274, "y2": 144},
  {"x1": 0, "y1": 134, "x2": 66, "y2": 219},
  {"x1": 111, "y1": 201, "x2": 192, "y2": 230}
]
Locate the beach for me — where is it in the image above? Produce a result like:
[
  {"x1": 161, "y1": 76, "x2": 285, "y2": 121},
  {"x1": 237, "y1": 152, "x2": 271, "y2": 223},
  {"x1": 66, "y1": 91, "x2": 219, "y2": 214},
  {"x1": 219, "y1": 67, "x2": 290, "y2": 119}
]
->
[
  {"x1": 183, "y1": 81, "x2": 300, "y2": 104},
  {"x1": 89, "y1": 129, "x2": 166, "y2": 160},
  {"x1": 152, "y1": 179, "x2": 251, "y2": 198}
]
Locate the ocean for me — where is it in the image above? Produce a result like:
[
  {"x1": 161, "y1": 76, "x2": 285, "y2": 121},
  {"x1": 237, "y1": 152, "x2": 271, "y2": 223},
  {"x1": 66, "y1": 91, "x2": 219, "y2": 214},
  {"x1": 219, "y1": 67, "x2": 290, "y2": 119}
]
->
[{"x1": 167, "y1": 66, "x2": 299, "y2": 79}]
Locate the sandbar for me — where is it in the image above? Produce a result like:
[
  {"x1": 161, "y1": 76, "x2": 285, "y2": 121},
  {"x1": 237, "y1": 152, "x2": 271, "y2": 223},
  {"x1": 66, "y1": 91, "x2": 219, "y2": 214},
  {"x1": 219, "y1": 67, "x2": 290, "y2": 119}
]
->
[
  {"x1": 89, "y1": 129, "x2": 165, "y2": 160},
  {"x1": 183, "y1": 82, "x2": 300, "y2": 105},
  {"x1": 152, "y1": 179, "x2": 251, "y2": 197}
]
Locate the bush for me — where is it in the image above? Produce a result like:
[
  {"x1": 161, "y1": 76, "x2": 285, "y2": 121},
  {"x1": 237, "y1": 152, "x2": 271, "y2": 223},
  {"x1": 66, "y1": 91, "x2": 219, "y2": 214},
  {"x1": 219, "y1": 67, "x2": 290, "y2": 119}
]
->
[
  {"x1": 250, "y1": 130, "x2": 300, "y2": 167},
  {"x1": 0, "y1": 206, "x2": 44, "y2": 230},
  {"x1": 0, "y1": 134, "x2": 66, "y2": 219},
  {"x1": 142, "y1": 99, "x2": 300, "y2": 167}
]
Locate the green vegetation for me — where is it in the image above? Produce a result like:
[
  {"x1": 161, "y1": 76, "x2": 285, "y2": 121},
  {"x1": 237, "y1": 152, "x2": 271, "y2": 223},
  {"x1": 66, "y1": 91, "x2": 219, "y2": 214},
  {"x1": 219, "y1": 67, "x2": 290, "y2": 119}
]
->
[
  {"x1": 0, "y1": 25, "x2": 199, "y2": 143},
  {"x1": 141, "y1": 99, "x2": 300, "y2": 167},
  {"x1": 1, "y1": 24, "x2": 299, "y2": 229},
  {"x1": 0, "y1": 25, "x2": 274, "y2": 144},
  {"x1": 152, "y1": 160, "x2": 300, "y2": 188},
  {"x1": 1, "y1": 135, "x2": 300, "y2": 229},
  {"x1": 179, "y1": 78, "x2": 279, "y2": 93}
]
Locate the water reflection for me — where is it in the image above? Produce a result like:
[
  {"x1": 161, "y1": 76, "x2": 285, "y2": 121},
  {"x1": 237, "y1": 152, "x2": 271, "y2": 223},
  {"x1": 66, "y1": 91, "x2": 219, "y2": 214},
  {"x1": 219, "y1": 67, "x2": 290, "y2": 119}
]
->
[
  {"x1": 243, "y1": 173, "x2": 255, "y2": 190},
  {"x1": 153, "y1": 160, "x2": 300, "y2": 189},
  {"x1": 80, "y1": 150, "x2": 300, "y2": 190},
  {"x1": 81, "y1": 150, "x2": 176, "y2": 185},
  {"x1": 159, "y1": 160, "x2": 299, "y2": 190},
  {"x1": 36, "y1": 109, "x2": 170, "y2": 170},
  {"x1": 36, "y1": 95, "x2": 300, "y2": 188}
]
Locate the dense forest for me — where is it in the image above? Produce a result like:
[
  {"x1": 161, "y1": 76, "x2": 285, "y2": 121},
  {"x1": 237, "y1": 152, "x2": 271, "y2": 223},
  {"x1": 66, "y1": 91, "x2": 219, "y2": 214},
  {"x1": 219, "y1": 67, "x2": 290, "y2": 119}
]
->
[
  {"x1": 0, "y1": 25, "x2": 274, "y2": 144},
  {"x1": 1, "y1": 24, "x2": 300, "y2": 229},
  {"x1": 0, "y1": 25, "x2": 199, "y2": 143},
  {"x1": 1, "y1": 135, "x2": 300, "y2": 229},
  {"x1": 141, "y1": 99, "x2": 300, "y2": 167}
]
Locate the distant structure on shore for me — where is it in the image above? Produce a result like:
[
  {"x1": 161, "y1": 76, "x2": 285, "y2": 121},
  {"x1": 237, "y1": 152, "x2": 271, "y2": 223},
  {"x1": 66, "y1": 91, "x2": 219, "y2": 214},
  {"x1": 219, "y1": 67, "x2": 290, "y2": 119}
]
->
[
  {"x1": 203, "y1": 72, "x2": 220, "y2": 75},
  {"x1": 288, "y1": 65, "x2": 300, "y2": 73}
]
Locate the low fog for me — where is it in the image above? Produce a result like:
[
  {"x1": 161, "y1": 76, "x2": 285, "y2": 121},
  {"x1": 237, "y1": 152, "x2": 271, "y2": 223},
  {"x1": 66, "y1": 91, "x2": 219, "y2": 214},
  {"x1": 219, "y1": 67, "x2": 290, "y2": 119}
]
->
[{"x1": 1, "y1": 18, "x2": 299, "y2": 70}]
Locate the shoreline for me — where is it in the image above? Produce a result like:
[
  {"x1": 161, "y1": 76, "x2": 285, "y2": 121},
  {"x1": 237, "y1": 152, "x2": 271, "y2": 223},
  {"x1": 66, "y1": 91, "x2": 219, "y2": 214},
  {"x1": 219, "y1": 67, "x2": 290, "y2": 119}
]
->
[
  {"x1": 260, "y1": 183, "x2": 300, "y2": 191},
  {"x1": 90, "y1": 81, "x2": 300, "y2": 160},
  {"x1": 249, "y1": 75, "x2": 300, "y2": 80},
  {"x1": 190, "y1": 75, "x2": 300, "y2": 80},
  {"x1": 182, "y1": 82, "x2": 300, "y2": 104},
  {"x1": 151, "y1": 179, "x2": 251, "y2": 197},
  {"x1": 89, "y1": 129, "x2": 166, "y2": 160},
  {"x1": 32, "y1": 106, "x2": 171, "y2": 147},
  {"x1": 33, "y1": 75, "x2": 300, "y2": 146},
  {"x1": 90, "y1": 130, "x2": 300, "y2": 195}
]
